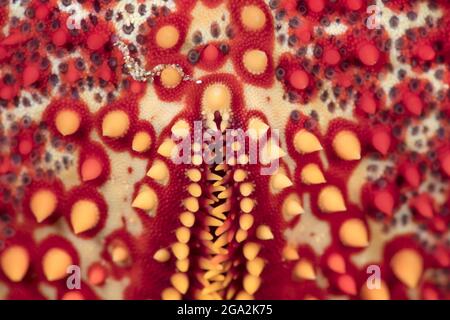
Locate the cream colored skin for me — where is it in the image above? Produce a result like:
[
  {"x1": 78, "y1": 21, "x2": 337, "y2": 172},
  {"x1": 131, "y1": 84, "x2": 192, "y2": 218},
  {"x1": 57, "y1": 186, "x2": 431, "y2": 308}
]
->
[{"x1": 1, "y1": 0, "x2": 446, "y2": 300}]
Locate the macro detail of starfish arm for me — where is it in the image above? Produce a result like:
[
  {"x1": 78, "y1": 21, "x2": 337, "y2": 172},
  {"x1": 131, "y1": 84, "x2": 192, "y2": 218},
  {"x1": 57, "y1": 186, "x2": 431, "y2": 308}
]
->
[{"x1": 0, "y1": 0, "x2": 449, "y2": 300}]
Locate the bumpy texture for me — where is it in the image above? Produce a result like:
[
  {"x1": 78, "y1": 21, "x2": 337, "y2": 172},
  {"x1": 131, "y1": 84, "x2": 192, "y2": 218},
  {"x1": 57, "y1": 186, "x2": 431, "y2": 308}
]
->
[{"x1": 0, "y1": 0, "x2": 449, "y2": 300}]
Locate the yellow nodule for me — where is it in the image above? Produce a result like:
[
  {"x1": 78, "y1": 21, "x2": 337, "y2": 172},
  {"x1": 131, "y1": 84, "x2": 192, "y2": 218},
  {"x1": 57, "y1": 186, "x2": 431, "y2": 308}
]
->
[
  {"x1": 30, "y1": 189, "x2": 57, "y2": 223},
  {"x1": 202, "y1": 84, "x2": 232, "y2": 113},
  {"x1": 360, "y1": 280, "x2": 390, "y2": 300},
  {"x1": 102, "y1": 110, "x2": 130, "y2": 138},
  {"x1": 132, "y1": 131, "x2": 152, "y2": 153},
  {"x1": 70, "y1": 199, "x2": 100, "y2": 234},
  {"x1": 155, "y1": 25, "x2": 179, "y2": 49},
  {"x1": 132, "y1": 187, "x2": 157, "y2": 211},
  {"x1": 293, "y1": 129, "x2": 323, "y2": 154},
  {"x1": 301, "y1": 163, "x2": 326, "y2": 185},
  {"x1": 243, "y1": 50, "x2": 268, "y2": 75},
  {"x1": 241, "y1": 5, "x2": 266, "y2": 31},
  {"x1": 390, "y1": 249, "x2": 423, "y2": 289},
  {"x1": 318, "y1": 186, "x2": 346, "y2": 213},
  {"x1": 55, "y1": 109, "x2": 81, "y2": 136},
  {"x1": 1, "y1": 245, "x2": 29, "y2": 282},
  {"x1": 339, "y1": 218, "x2": 369, "y2": 248},
  {"x1": 332, "y1": 130, "x2": 361, "y2": 161},
  {"x1": 294, "y1": 259, "x2": 316, "y2": 280},
  {"x1": 42, "y1": 248, "x2": 73, "y2": 281}
]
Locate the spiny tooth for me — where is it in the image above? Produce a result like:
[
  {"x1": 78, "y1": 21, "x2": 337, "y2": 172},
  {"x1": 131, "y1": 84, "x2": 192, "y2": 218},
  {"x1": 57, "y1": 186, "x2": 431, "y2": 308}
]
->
[
  {"x1": 282, "y1": 194, "x2": 304, "y2": 217},
  {"x1": 210, "y1": 274, "x2": 225, "y2": 282},
  {"x1": 240, "y1": 197, "x2": 255, "y2": 213},
  {"x1": 183, "y1": 197, "x2": 199, "y2": 212},
  {"x1": 332, "y1": 130, "x2": 361, "y2": 161},
  {"x1": 200, "y1": 230, "x2": 213, "y2": 240},
  {"x1": 215, "y1": 164, "x2": 227, "y2": 171},
  {"x1": 243, "y1": 242, "x2": 261, "y2": 260},
  {"x1": 207, "y1": 172, "x2": 222, "y2": 181},
  {"x1": 204, "y1": 269, "x2": 223, "y2": 280},
  {"x1": 218, "y1": 188, "x2": 232, "y2": 199},
  {"x1": 111, "y1": 244, "x2": 129, "y2": 264},
  {"x1": 42, "y1": 248, "x2": 73, "y2": 281},
  {"x1": 70, "y1": 199, "x2": 100, "y2": 234},
  {"x1": 179, "y1": 211, "x2": 195, "y2": 228},
  {"x1": 30, "y1": 189, "x2": 57, "y2": 223},
  {"x1": 161, "y1": 287, "x2": 182, "y2": 300},
  {"x1": 271, "y1": 172, "x2": 293, "y2": 191},
  {"x1": 235, "y1": 291, "x2": 254, "y2": 300},
  {"x1": 153, "y1": 248, "x2": 170, "y2": 263},
  {"x1": 211, "y1": 185, "x2": 226, "y2": 193},
  {"x1": 293, "y1": 129, "x2": 322, "y2": 154},
  {"x1": 146, "y1": 160, "x2": 169, "y2": 184},
  {"x1": 157, "y1": 138, "x2": 177, "y2": 158},
  {"x1": 318, "y1": 186, "x2": 346, "y2": 213},
  {"x1": 360, "y1": 280, "x2": 390, "y2": 300},
  {"x1": 239, "y1": 213, "x2": 254, "y2": 231},
  {"x1": 176, "y1": 259, "x2": 189, "y2": 272},
  {"x1": 390, "y1": 248, "x2": 423, "y2": 288},
  {"x1": 239, "y1": 182, "x2": 254, "y2": 196},
  {"x1": 202, "y1": 281, "x2": 224, "y2": 295},
  {"x1": 199, "y1": 257, "x2": 223, "y2": 271},
  {"x1": 170, "y1": 273, "x2": 189, "y2": 294},
  {"x1": 339, "y1": 218, "x2": 369, "y2": 248},
  {"x1": 327, "y1": 253, "x2": 346, "y2": 274},
  {"x1": 213, "y1": 233, "x2": 229, "y2": 249},
  {"x1": 256, "y1": 225, "x2": 274, "y2": 240},
  {"x1": 243, "y1": 274, "x2": 261, "y2": 295},
  {"x1": 175, "y1": 227, "x2": 191, "y2": 244},
  {"x1": 55, "y1": 109, "x2": 81, "y2": 136},
  {"x1": 301, "y1": 163, "x2": 326, "y2": 185},
  {"x1": 186, "y1": 168, "x2": 201, "y2": 182},
  {"x1": 215, "y1": 219, "x2": 232, "y2": 236},
  {"x1": 247, "y1": 257, "x2": 265, "y2": 276},
  {"x1": 233, "y1": 169, "x2": 247, "y2": 182},
  {"x1": 102, "y1": 110, "x2": 130, "y2": 138},
  {"x1": 132, "y1": 187, "x2": 157, "y2": 211},
  {"x1": 247, "y1": 118, "x2": 269, "y2": 140},
  {"x1": 205, "y1": 216, "x2": 223, "y2": 227},
  {"x1": 187, "y1": 183, "x2": 202, "y2": 198},
  {"x1": 171, "y1": 119, "x2": 190, "y2": 138},
  {"x1": 282, "y1": 245, "x2": 299, "y2": 261},
  {"x1": 211, "y1": 200, "x2": 231, "y2": 219},
  {"x1": 0, "y1": 245, "x2": 29, "y2": 282},
  {"x1": 172, "y1": 242, "x2": 189, "y2": 260},
  {"x1": 293, "y1": 259, "x2": 316, "y2": 280},
  {"x1": 235, "y1": 229, "x2": 248, "y2": 243},
  {"x1": 132, "y1": 131, "x2": 152, "y2": 153}
]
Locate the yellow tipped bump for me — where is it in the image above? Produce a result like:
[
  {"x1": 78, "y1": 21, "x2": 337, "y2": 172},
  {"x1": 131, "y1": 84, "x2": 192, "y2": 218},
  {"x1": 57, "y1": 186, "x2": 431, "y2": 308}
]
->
[
  {"x1": 70, "y1": 199, "x2": 100, "y2": 234},
  {"x1": 30, "y1": 189, "x2": 57, "y2": 223},
  {"x1": 235, "y1": 229, "x2": 248, "y2": 243},
  {"x1": 233, "y1": 169, "x2": 247, "y2": 182},
  {"x1": 247, "y1": 257, "x2": 265, "y2": 277},
  {"x1": 332, "y1": 130, "x2": 361, "y2": 161},
  {"x1": 239, "y1": 213, "x2": 254, "y2": 231},
  {"x1": 172, "y1": 242, "x2": 189, "y2": 260},
  {"x1": 176, "y1": 259, "x2": 189, "y2": 273},
  {"x1": 186, "y1": 168, "x2": 201, "y2": 182},
  {"x1": 360, "y1": 280, "x2": 390, "y2": 300},
  {"x1": 153, "y1": 248, "x2": 170, "y2": 263},
  {"x1": 179, "y1": 211, "x2": 195, "y2": 228},
  {"x1": 55, "y1": 109, "x2": 80, "y2": 136},
  {"x1": 42, "y1": 248, "x2": 73, "y2": 281},
  {"x1": 111, "y1": 245, "x2": 129, "y2": 264},
  {"x1": 132, "y1": 131, "x2": 152, "y2": 153},
  {"x1": 157, "y1": 138, "x2": 177, "y2": 158},
  {"x1": 240, "y1": 197, "x2": 255, "y2": 213},
  {"x1": 243, "y1": 242, "x2": 261, "y2": 261},
  {"x1": 175, "y1": 227, "x2": 191, "y2": 244},
  {"x1": 102, "y1": 110, "x2": 130, "y2": 138},
  {"x1": 282, "y1": 245, "x2": 300, "y2": 261},
  {"x1": 183, "y1": 197, "x2": 199, "y2": 212},
  {"x1": 243, "y1": 274, "x2": 261, "y2": 295},
  {"x1": 160, "y1": 66, "x2": 182, "y2": 88},
  {"x1": 155, "y1": 25, "x2": 179, "y2": 49},
  {"x1": 132, "y1": 188, "x2": 157, "y2": 211},
  {"x1": 240, "y1": 183, "x2": 254, "y2": 197},
  {"x1": 243, "y1": 50, "x2": 268, "y2": 75},
  {"x1": 293, "y1": 129, "x2": 322, "y2": 154},
  {"x1": 241, "y1": 5, "x2": 266, "y2": 31},
  {"x1": 301, "y1": 163, "x2": 326, "y2": 185},
  {"x1": 202, "y1": 84, "x2": 232, "y2": 112},
  {"x1": 161, "y1": 287, "x2": 182, "y2": 300},
  {"x1": 390, "y1": 249, "x2": 423, "y2": 289},
  {"x1": 147, "y1": 160, "x2": 169, "y2": 184},
  {"x1": 1, "y1": 246, "x2": 29, "y2": 282},
  {"x1": 271, "y1": 172, "x2": 293, "y2": 191},
  {"x1": 318, "y1": 186, "x2": 346, "y2": 213},
  {"x1": 339, "y1": 218, "x2": 369, "y2": 248},
  {"x1": 294, "y1": 259, "x2": 316, "y2": 280},
  {"x1": 187, "y1": 183, "x2": 202, "y2": 198},
  {"x1": 282, "y1": 194, "x2": 304, "y2": 217},
  {"x1": 256, "y1": 225, "x2": 274, "y2": 240},
  {"x1": 171, "y1": 273, "x2": 189, "y2": 295}
]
